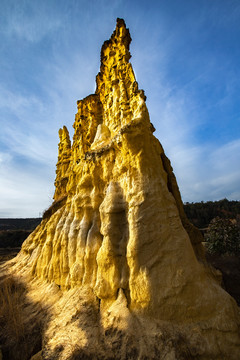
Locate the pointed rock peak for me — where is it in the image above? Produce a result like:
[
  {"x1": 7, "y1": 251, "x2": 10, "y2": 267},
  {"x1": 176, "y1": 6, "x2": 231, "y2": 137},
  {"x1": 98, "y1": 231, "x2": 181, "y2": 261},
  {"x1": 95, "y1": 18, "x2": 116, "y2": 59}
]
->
[
  {"x1": 116, "y1": 17, "x2": 127, "y2": 29},
  {"x1": 54, "y1": 125, "x2": 71, "y2": 201},
  {"x1": 100, "y1": 18, "x2": 132, "y2": 70},
  {"x1": 59, "y1": 125, "x2": 71, "y2": 144},
  {"x1": 115, "y1": 18, "x2": 131, "y2": 44},
  {"x1": 95, "y1": 18, "x2": 143, "y2": 135}
]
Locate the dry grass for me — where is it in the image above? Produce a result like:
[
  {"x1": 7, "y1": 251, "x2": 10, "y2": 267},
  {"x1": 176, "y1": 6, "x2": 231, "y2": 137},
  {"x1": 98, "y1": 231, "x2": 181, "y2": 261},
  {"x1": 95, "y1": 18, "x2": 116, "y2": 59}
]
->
[
  {"x1": 0, "y1": 276, "x2": 43, "y2": 360},
  {"x1": 0, "y1": 276, "x2": 25, "y2": 343}
]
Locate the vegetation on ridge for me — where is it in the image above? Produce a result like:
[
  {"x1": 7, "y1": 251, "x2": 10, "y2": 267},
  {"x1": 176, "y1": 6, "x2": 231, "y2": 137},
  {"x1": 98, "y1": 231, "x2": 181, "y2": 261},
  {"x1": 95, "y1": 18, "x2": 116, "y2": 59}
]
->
[{"x1": 184, "y1": 198, "x2": 240, "y2": 228}]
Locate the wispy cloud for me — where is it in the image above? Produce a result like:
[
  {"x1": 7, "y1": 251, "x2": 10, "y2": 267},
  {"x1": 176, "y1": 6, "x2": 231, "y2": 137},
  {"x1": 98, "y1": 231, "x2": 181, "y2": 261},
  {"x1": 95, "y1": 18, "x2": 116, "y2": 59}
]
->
[
  {"x1": 156, "y1": 99, "x2": 240, "y2": 202},
  {"x1": 0, "y1": 0, "x2": 62, "y2": 43},
  {"x1": 128, "y1": 5, "x2": 240, "y2": 204},
  {"x1": 144, "y1": 69, "x2": 240, "y2": 203},
  {"x1": 0, "y1": 150, "x2": 54, "y2": 217},
  {"x1": 0, "y1": 85, "x2": 57, "y2": 164}
]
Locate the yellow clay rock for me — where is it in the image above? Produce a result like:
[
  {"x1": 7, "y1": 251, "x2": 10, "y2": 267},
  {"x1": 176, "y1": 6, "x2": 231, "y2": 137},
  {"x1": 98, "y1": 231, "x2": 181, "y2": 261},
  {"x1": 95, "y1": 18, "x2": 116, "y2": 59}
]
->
[{"x1": 10, "y1": 18, "x2": 240, "y2": 359}]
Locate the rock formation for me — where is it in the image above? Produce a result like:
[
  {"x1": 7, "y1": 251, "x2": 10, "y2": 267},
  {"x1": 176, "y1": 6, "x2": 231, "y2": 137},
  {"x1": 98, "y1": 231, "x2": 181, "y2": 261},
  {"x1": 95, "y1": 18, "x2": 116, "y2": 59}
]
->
[{"x1": 1, "y1": 18, "x2": 240, "y2": 360}]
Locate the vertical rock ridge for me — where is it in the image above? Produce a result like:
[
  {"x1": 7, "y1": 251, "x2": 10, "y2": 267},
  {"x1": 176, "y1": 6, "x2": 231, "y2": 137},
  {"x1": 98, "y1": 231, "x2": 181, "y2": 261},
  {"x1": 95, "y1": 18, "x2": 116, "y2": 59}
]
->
[{"x1": 54, "y1": 126, "x2": 71, "y2": 201}]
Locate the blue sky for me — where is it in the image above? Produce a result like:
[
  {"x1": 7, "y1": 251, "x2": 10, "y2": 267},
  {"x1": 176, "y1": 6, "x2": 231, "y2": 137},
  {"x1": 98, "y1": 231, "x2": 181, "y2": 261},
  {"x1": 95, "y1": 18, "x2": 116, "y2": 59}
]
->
[{"x1": 0, "y1": 0, "x2": 240, "y2": 217}]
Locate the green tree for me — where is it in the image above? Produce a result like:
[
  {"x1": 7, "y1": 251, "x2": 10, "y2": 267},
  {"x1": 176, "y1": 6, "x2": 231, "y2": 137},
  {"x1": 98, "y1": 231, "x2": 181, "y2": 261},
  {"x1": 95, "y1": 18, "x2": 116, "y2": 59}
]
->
[{"x1": 205, "y1": 217, "x2": 240, "y2": 255}]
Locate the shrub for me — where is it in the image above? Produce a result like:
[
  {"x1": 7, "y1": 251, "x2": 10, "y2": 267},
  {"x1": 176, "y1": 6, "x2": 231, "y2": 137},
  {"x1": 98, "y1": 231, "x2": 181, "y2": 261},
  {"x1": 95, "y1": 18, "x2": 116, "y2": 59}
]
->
[{"x1": 205, "y1": 217, "x2": 240, "y2": 255}]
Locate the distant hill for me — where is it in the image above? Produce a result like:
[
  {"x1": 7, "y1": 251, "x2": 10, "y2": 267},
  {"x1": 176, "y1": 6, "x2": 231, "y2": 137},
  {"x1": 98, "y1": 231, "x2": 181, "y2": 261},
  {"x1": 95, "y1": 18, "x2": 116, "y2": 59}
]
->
[
  {"x1": 0, "y1": 218, "x2": 42, "y2": 248},
  {"x1": 184, "y1": 199, "x2": 240, "y2": 229},
  {"x1": 0, "y1": 218, "x2": 42, "y2": 231}
]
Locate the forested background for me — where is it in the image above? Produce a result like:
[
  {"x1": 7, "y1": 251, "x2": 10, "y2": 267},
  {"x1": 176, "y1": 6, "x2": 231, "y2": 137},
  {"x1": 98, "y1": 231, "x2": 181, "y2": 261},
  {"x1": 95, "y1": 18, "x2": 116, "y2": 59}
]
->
[{"x1": 184, "y1": 199, "x2": 240, "y2": 229}]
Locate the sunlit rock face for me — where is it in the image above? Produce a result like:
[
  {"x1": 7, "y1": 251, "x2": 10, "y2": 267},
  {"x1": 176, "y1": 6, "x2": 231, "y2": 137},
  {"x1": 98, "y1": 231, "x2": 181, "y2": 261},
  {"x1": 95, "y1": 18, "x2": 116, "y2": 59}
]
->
[{"x1": 16, "y1": 18, "x2": 239, "y2": 358}]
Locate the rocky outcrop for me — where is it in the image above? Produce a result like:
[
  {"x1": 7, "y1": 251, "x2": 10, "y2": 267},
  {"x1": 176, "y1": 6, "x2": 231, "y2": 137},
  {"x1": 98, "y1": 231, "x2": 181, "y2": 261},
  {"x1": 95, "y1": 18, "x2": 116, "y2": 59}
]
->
[
  {"x1": 2, "y1": 18, "x2": 240, "y2": 359},
  {"x1": 54, "y1": 126, "x2": 71, "y2": 201}
]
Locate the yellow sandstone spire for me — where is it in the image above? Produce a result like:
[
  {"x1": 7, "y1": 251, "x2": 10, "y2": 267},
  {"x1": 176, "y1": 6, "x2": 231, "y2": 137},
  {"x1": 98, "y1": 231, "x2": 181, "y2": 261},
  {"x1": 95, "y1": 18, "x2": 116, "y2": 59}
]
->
[{"x1": 3, "y1": 18, "x2": 240, "y2": 359}]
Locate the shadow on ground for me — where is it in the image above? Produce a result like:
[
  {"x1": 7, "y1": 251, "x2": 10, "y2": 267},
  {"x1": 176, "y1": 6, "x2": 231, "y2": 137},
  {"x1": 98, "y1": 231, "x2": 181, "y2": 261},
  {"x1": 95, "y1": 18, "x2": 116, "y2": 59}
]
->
[
  {"x1": 0, "y1": 273, "x2": 49, "y2": 360},
  {"x1": 206, "y1": 253, "x2": 240, "y2": 306}
]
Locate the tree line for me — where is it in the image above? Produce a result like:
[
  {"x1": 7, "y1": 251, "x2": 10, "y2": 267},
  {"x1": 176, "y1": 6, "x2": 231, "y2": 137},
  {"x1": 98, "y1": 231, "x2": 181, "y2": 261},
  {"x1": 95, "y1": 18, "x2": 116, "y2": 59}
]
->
[{"x1": 183, "y1": 199, "x2": 240, "y2": 229}]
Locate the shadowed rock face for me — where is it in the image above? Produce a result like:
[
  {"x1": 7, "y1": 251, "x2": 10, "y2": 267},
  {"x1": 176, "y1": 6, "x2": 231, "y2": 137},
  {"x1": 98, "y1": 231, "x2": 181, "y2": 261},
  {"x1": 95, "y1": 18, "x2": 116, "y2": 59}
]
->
[{"x1": 7, "y1": 18, "x2": 240, "y2": 359}]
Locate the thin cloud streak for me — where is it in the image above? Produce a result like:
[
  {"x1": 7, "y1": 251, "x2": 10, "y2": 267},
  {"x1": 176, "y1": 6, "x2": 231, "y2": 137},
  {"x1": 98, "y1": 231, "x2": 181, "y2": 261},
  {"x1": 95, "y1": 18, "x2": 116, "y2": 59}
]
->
[
  {"x1": 0, "y1": 0, "x2": 63, "y2": 43},
  {"x1": 147, "y1": 77, "x2": 240, "y2": 203},
  {"x1": 0, "y1": 154, "x2": 54, "y2": 217}
]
